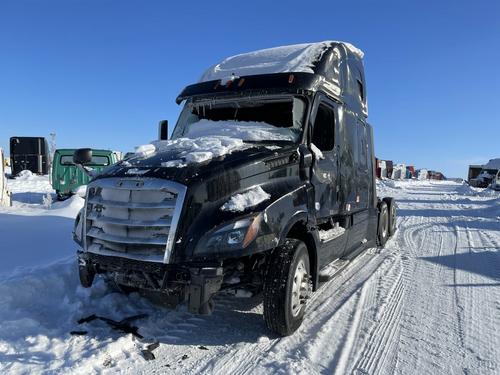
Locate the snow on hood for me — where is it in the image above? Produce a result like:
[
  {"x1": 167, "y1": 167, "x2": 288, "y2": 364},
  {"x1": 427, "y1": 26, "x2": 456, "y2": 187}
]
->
[
  {"x1": 184, "y1": 120, "x2": 297, "y2": 142},
  {"x1": 135, "y1": 136, "x2": 250, "y2": 168},
  {"x1": 200, "y1": 41, "x2": 364, "y2": 82},
  {"x1": 133, "y1": 120, "x2": 296, "y2": 168},
  {"x1": 220, "y1": 186, "x2": 271, "y2": 212}
]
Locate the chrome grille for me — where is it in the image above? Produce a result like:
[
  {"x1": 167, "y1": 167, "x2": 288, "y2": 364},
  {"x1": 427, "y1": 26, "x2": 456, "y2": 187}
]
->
[{"x1": 83, "y1": 178, "x2": 186, "y2": 263}]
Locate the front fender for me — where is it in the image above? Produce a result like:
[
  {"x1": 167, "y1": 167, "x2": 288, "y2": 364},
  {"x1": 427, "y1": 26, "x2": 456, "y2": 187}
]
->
[
  {"x1": 262, "y1": 184, "x2": 311, "y2": 245},
  {"x1": 73, "y1": 208, "x2": 84, "y2": 246}
]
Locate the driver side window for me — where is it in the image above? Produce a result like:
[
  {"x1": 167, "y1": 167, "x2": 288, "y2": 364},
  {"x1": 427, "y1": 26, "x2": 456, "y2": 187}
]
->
[{"x1": 311, "y1": 103, "x2": 335, "y2": 151}]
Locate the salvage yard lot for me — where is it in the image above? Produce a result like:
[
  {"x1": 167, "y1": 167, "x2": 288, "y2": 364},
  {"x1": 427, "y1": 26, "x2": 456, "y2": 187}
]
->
[{"x1": 0, "y1": 174, "x2": 499, "y2": 374}]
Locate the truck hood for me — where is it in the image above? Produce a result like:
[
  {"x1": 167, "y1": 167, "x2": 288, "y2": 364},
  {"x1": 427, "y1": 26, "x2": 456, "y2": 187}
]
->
[{"x1": 94, "y1": 141, "x2": 297, "y2": 185}]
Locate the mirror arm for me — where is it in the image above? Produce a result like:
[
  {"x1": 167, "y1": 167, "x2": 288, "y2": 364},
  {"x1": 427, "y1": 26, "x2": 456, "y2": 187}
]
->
[{"x1": 76, "y1": 164, "x2": 96, "y2": 178}]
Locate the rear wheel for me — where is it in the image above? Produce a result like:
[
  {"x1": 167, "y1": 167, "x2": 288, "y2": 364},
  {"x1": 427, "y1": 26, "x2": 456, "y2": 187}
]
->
[
  {"x1": 383, "y1": 197, "x2": 397, "y2": 236},
  {"x1": 263, "y1": 239, "x2": 312, "y2": 336},
  {"x1": 377, "y1": 201, "x2": 389, "y2": 246}
]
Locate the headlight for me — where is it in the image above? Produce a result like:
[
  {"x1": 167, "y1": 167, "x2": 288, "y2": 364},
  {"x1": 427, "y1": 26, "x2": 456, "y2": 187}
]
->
[{"x1": 197, "y1": 214, "x2": 263, "y2": 254}]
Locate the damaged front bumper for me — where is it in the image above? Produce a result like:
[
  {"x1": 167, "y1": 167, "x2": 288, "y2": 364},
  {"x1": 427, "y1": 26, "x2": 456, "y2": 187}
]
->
[{"x1": 77, "y1": 251, "x2": 223, "y2": 315}]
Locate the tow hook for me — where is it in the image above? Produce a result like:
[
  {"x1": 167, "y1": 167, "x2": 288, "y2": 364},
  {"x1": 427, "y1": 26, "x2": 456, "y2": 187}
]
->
[{"x1": 187, "y1": 267, "x2": 223, "y2": 315}]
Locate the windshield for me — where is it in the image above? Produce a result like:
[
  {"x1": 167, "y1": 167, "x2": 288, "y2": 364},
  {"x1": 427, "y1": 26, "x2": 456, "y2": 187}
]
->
[
  {"x1": 60, "y1": 155, "x2": 110, "y2": 166},
  {"x1": 479, "y1": 169, "x2": 497, "y2": 176},
  {"x1": 171, "y1": 97, "x2": 307, "y2": 144}
]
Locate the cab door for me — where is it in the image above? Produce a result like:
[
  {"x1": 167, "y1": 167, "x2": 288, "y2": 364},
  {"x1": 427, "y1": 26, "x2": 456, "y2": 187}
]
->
[
  {"x1": 309, "y1": 94, "x2": 346, "y2": 264},
  {"x1": 344, "y1": 120, "x2": 370, "y2": 255}
]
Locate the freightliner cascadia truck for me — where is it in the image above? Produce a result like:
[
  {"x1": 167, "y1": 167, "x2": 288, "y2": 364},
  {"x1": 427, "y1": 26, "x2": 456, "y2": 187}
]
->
[{"x1": 72, "y1": 41, "x2": 397, "y2": 336}]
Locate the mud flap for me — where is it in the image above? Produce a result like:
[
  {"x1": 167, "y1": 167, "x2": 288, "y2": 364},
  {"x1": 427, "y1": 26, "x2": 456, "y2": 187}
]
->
[
  {"x1": 78, "y1": 256, "x2": 95, "y2": 288},
  {"x1": 187, "y1": 267, "x2": 223, "y2": 315}
]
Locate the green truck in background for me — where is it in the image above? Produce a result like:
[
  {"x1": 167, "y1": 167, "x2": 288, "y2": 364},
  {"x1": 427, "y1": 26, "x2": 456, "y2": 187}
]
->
[{"x1": 51, "y1": 149, "x2": 121, "y2": 200}]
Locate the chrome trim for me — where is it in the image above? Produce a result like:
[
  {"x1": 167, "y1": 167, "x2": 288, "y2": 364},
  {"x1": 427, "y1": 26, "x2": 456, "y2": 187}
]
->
[
  {"x1": 88, "y1": 196, "x2": 176, "y2": 209},
  {"x1": 83, "y1": 177, "x2": 187, "y2": 264},
  {"x1": 86, "y1": 212, "x2": 172, "y2": 227},
  {"x1": 87, "y1": 228, "x2": 168, "y2": 245},
  {"x1": 87, "y1": 245, "x2": 165, "y2": 263}
]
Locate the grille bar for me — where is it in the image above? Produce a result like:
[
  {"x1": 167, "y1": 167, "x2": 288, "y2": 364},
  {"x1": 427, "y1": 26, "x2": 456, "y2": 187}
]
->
[
  {"x1": 83, "y1": 177, "x2": 187, "y2": 263},
  {"x1": 87, "y1": 212, "x2": 172, "y2": 227},
  {"x1": 87, "y1": 228, "x2": 168, "y2": 245},
  {"x1": 88, "y1": 196, "x2": 176, "y2": 209}
]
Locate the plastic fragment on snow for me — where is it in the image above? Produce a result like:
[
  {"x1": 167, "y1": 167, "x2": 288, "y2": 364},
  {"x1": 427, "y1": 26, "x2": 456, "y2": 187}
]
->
[{"x1": 76, "y1": 313, "x2": 148, "y2": 339}]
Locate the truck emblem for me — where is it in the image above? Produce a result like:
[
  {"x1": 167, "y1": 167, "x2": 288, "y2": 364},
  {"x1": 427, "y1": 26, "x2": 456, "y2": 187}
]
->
[{"x1": 126, "y1": 168, "x2": 150, "y2": 175}]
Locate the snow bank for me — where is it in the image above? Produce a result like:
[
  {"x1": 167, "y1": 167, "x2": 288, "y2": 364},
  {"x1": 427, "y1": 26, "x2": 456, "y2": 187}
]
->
[
  {"x1": 220, "y1": 186, "x2": 270, "y2": 212},
  {"x1": 15, "y1": 170, "x2": 35, "y2": 180},
  {"x1": 6, "y1": 173, "x2": 53, "y2": 206},
  {"x1": 184, "y1": 120, "x2": 297, "y2": 142},
  {"x1": 200, "y1": 41, "x2": 364, "y2": 82},
  {"x1": 137, "y1": 136, "x2": 249, "y2": 168}
]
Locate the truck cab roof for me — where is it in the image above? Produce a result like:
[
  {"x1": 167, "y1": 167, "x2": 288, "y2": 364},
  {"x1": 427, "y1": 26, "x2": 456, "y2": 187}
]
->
[
  {"x1": 54, "y1": 148, "x2": 113, "y2": 154},
  {"x1": 177, "y1": 41, "x2": 367, "y2": 118}
]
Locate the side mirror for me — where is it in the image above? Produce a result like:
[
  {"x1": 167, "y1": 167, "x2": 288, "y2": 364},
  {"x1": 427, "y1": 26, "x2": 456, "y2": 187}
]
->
[
  {"x1": 73, "y1": 148, "x2": 92, "y2": 165},
  {"x1": 158, "y1": 120, "x2": 169, "y2": 140}
]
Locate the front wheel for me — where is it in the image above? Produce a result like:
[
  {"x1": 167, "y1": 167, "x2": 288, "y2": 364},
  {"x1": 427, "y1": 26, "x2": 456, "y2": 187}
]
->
[{"x1": 263, "y1": 239, "x2": 312, "y2": 336}]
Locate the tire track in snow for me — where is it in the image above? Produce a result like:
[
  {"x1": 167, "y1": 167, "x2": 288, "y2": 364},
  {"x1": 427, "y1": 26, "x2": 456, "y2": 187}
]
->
[
  {"x1": 191, "y1": 251, "x2": 392, "y2": 375},
  {"x1": 351, "y1": 255, "x2": 404, "y2": 375}
]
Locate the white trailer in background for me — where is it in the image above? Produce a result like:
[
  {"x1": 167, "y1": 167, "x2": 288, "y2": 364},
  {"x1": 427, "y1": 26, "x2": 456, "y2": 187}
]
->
[
  {"x1": 377, "y1": 159, "x2": 387, "y2": 178},
  {"x1": 391, "y1": 164, "x2": 406, "y2": 180},
  {"x1": 418, "y1": 169, "x2": 429, "y2": 180},
  {"x1": 0, "y1": 148, "x2": 12, "y2": 207}
]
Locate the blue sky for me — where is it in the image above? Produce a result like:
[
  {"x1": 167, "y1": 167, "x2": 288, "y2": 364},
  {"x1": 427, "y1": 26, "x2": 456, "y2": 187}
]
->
[{"x1": 1, "y1": 0, "x2": 499, "y2": 178}]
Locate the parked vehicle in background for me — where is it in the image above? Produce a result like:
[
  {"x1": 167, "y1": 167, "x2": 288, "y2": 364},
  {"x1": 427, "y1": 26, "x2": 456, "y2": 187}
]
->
[
  {"x1": 9, "y1": 136, "x2": 50, "y2": 176},
  {"x1": 429, "y1": 171, "x2": 446, "y2": 180},
  {"x1": 417, "y1": 169, "x2": 429, "y2": 180},
  {"x1": 469, "y1": 158, "x2": 500, "y2": 188},
  {"x1": 406, "y1": 165, "x2": 416, "y2": 179},
  {"x1": 0, "y1": 148, "x2": 12, "y2": 207},
  {"x1": 72, "y1": 41, "x2": 397, "y2": 336},
  {"x1": 490, "y1": 170, "x2": 500, "y2": 191},
  {"x1": 391, "y1": 164, "x2": 406, "y2": 179},
  {"x1": 468, "y1": 164, "x2": 483, "y2": 182},
  {"x1": 385, "y1": 160, "x2": 394, "y2": 179},
  {"x1": 375, "y1": 158, "x2": 387, "y2": 178},
  {"x1": 51, "y1": 149, "x2": 120, "y2": 200}
]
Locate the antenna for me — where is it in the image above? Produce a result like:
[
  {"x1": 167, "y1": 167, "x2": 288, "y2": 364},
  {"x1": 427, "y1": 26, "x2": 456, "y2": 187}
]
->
[{"x1": 49, "y1": 132, "x2": 56, "y2": 164}]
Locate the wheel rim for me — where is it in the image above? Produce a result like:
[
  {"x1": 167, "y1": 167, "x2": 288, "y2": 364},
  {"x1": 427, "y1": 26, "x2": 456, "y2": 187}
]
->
[
  {"x1": 291, "y1": 259, "x2": 310, "y2": 317},
  {"x1": 381, "y1": 210, "x2": 388, "y2": 238},
  {"x1": 391, "y1": 205, "x2": 396, "y2": 231}
]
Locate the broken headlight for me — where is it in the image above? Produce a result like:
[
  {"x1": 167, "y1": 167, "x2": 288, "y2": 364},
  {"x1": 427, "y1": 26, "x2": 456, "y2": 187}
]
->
[{"x1": 195, "y1": 214, "x2": 262, "y2": 254}]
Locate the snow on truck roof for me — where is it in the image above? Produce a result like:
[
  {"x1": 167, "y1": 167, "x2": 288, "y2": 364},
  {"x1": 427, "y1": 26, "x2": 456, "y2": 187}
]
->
[{"x1": 199, "y1": 41, "x2": 364, "y2": 82}]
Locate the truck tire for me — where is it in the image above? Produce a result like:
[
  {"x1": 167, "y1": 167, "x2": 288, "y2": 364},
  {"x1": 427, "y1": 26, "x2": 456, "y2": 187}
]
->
[
  {"x1": 377, "y1": 201, "x2": 389, "y2": 247},
  {"x1": 263, "y1": 239, "x2": 312, "y2": 336},
  {"x1": 383, "y1": 197, "x2": 397, "y2": 236}
]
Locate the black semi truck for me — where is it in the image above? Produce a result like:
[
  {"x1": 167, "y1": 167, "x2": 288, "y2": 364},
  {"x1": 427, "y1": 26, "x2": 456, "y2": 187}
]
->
[
  {"x1": 10, "y1": 136, "x2": 50, "y2": 176},
  {"x1": 73, "y1": 41, "x2": 396, "y2": 336}
]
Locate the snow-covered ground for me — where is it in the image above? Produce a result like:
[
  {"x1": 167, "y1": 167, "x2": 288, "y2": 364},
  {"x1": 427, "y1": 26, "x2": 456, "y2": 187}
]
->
[{"x1": 0, "y1": 176, "x2": 499, "y2": 374}]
